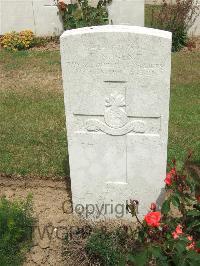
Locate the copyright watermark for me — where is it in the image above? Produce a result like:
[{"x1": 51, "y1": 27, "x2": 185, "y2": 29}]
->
[{"x1": 62, "y1": 200, "x2": 131, "y2": 219}]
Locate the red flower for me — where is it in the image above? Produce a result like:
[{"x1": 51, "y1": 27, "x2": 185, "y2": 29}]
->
[
  {"x1": 172, "y1": 224, "x2": 183, "y2": 239},
  {"x1": 187, "y1": 241, "x2": 196, "y2": 250},
  {"x1": 186, "y1": 235, "x2": 196, "y2": 250},
  {"x1": 175, "y1": 224, "x2": 183, "y2": 234},
  {"x1": 170, "y1": 167, "x2": 176, "y2": 175},
  {"x1": 58, "y1": 0, "x2": 67, "y2": 11},
  {"x1": 196, "y1": 195, "x2": 200, "y2": 202},
  {"x1": 150, "y1": 203, "x2": 157, "y2": 211},
  {"x1": 144, "y1": 212, "x2": 161, "y2": 227},
  {"x1": 164, "y1": 166, "x2": 177, "y2": 186},
  {"x1": 196, "y1": 248, "x2": 200, "y2": 253},
  {"x1": 165, "y1": 173, "x2": 172, "y2": 185},
  {"x1": 172, "y1": 231, "x2": 179, "y2": 239},
  {"x1": 187, "y1": 235, "x2": 193, "y2": 241}
]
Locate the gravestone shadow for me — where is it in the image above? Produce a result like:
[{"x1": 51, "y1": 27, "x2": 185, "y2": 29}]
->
[{"x1": 62, "y1": 155, "x2": 73, "y2": 209}]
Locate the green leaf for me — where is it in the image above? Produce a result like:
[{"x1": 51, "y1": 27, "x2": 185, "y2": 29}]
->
[
  {"x1": 149, "y1": 246, "x2": 168, "y2": 265},
  {"x1": 185, "y1": 250, "x2": 200, "y2": 265},
  {"x1": 171, "y1": 195, "x2": 180, "y2": 208},
  {"x1": 149, "y1": 246, "x2": 162, "y2": 258},
  {"x1": 193, "y1": 203, "x2": 200, "y2": 211},
  {"x1": 187, "y1": 219, "x2": 200, "y2": 230},
  {"x1": 128, "y1": 250, "x2": 148, "y2": 266},
  {"x1": 161, "y1": 199, "x2": 171, "y2": 214},
  {"x1": 127, "y1": 254, "x2": 135, "y2": 263},
  {"x1": 175, "y1": 240, "x2": 187, "y2": 254},
  {"x1": 118, "y1": 256, "x2": 126, "y2": 266},
  {"x1": 187, "y1": 210, "x2": 200, "y2": 216},
  {"x1": 196, "y1": 240, "x2": 200, "y2": 248}
]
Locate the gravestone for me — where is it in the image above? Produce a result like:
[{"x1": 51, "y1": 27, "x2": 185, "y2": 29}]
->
[
  {"x1": 107, "y1": 0, "x2": 144, "y2": 26},
  {"x1": 189, "y1": 0, "x2": 200, "y2": 36},
  {"x1": 60, "y1": 25, "x2": 172, "y2": 219},
  {"x1": 0, "y1": 0, "x2": 63, "y2": 36}
]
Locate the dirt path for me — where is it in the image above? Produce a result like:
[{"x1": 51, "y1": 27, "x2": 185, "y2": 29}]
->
[{"x1": 0, "y1": 174, "x2": 75, "y2": 266}]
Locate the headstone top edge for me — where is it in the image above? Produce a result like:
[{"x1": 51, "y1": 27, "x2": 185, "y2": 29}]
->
[{"x1": 60, "y1": 25, "x2": 172, "y2": 40}]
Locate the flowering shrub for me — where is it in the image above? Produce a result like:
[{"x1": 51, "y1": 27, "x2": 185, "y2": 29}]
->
[
  {"x1": 125, "y1": 155, "x2": 200, "y2": 265},
  {"x1": 0, "y1": 30, "x2": 35, "y2": 51},
  {"x1": 83, "y1": 155, "x2": 200, "y2": 265},
  {"x1": 56, "y1": 0, "x2": 111, "y2": 30},
  {"x1": 149, "y1": 0, "x2": 200, "y2": 51}
]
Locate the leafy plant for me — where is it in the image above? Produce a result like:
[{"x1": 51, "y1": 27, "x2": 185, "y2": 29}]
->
[
  {"x1": 0, "y1": 195, "x2": 35, "y2": 265},
  {"x1": 85, "y1": 229, "x2": 126, "y2": 265},
  {"x1": 126, "y1": 155, "x2": 200, "y2": 265},
  {"x1": 57, "y1": 0, "x2": 111, "y2": 30},
  {"x1": 149, "y1": 0, "x2": 200, "y2": 51},
  {"x1": 0, "y1": 30, "x2": 36, "y2": 51},
  {"x1": 84, "y1": 154, "x2": 200, "y2": 265}
]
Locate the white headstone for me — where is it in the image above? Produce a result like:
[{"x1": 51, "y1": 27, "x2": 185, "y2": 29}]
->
[
  {"x1": 0, "y1": 0, "x2": 63, "y2": 36},
  {"x1": 0, "y1": 0, "x2": 35, "y2": 34},
  {"x1": 107, "y1": 0, "x2": 144, "y2": 26},
  {"x1": 189, "y1": 0, "x2": 200, "y2": 36},
  {"x1": 60, "y1": 25, "x2": 172, "y2": 219}
]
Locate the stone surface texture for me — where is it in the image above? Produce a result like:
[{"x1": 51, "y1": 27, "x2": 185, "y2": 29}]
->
[
  {"x1": 108, "y1": 0, "x2": 144, "y2": 26},
  {"x1": 0, "y1": 0, "x2": 64, "y2": 36},
  {"x1": 189, "y1": 0, "x2": 200, "y2": 36},
  {"x1": 60, "y1": 25, "x2": 172, "y2": 219}
]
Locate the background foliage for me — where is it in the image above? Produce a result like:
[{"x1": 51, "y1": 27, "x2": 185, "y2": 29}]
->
[
  {"x1": 58, "y1": 0, "x2": 112, "y2": 30},
  {"x1": 0, "y1": 30, "x2": 36, "y2": 51},
  {"x1": 148, "y1": 0, "x2": 200, "y2": 51}
]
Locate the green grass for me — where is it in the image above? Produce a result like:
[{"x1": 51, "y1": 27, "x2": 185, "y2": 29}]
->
[
  {"x1": 145, "y1": 4, "x2": 161, "y2": 28},
  {"x1": 0, "y1": 89, "x2": 67, "y2": 176},
  {"x1": 145, "y1": 4, "x2": 153, "y2": 28},
  {"x1": 0, "y1": 195, "x2": 34, "y2": 266},
  {"x1": 168, "y1": 52, "x2": 200, "y2": 166},
  {"x1": 0, "y1": 50, "x2": 68, "y2": 177},
  {"x1": 0, "y1": 49, "x2": 199, "y2": 176}
]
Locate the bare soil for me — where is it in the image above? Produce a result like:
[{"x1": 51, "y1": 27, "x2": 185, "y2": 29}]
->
[
  {"x1": 0, "y1": 175, "x2": 138, "y2": 266},
  {"x1": 0, "y1": 174, "x2": 74, "y2": 266},
  {"x1": 30, "y1": 40, "x2": 60, "y2": 52}
]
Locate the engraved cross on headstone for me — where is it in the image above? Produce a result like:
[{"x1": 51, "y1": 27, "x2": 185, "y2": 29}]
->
[{"x1": 74, "y1": 81, "x2": 161, "y2": 185}]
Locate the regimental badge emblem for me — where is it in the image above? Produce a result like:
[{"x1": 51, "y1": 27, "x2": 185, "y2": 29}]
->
[{"x1": 85, "y1": 93, "x2": 146, "y2": 136}]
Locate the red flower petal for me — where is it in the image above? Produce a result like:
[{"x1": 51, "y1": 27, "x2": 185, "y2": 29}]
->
[{"x1": 144, "y1": 212, "x2": 161, "y2": 227}]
